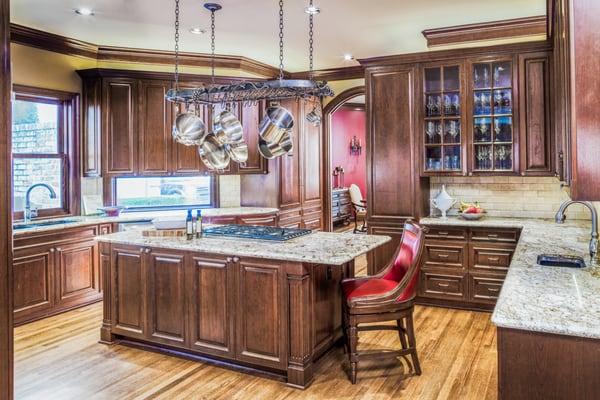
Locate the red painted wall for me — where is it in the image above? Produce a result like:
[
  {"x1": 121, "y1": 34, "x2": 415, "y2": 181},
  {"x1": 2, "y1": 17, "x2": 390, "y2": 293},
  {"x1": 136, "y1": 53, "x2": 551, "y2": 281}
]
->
[{"x1": 331, "y1": 107, "x2": 367, "y2": 196}]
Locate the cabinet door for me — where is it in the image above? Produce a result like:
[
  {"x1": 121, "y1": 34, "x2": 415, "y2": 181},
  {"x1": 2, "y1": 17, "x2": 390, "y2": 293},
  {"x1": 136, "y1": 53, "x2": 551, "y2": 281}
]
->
[
  {"x1": 146, "y1": 249, "x2": 187, "y2": 347},
  {"x1": 278, "y1": 99, "x2": 302, "y2": 210},
  {"x1": 103, "y1": 78, "x2": 138, "y2": 175},
  {"x1": 301, "y1": 98, "x2": 323, "y2": 228},
  {"x1": 172, "y1": 101, "x2": 210, "y2": 174},
  {"x1": 55, "y1": 240, "x2": 101, "y2": 309},
  {"x1": 82, "y1": 78, "x2": 102, "y2": 177},
  {"x1": 238, "y1": 101, "x2": 268, "y2": 174},
  {"x1": 111, "y1": 245, "x2": 146, "y2": 339},
  {"x1": 139, "y1": 80, "x2": 172, "y2": 175},
  {"x1": 235, "y1": 259, "x2": 286, "y2": 370},
  {"x1": 312, "y1": 264, "x2": 343, "y2": 355},
  {"x1": 13, "y1": 246, "x2": 55, "y2": 324},
  {"x1": 519, "y1": 52, "x2": 552, "y2": 176},
  {"x1": 187, "y1": 255, "x2": 235, "y2": 358}
]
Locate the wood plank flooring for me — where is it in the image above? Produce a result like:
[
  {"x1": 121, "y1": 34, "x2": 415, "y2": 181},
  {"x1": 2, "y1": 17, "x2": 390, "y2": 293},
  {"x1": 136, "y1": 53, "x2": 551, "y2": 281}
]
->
[{"x1": 14, "y1": 245, "x2": 498, "y2": 399}]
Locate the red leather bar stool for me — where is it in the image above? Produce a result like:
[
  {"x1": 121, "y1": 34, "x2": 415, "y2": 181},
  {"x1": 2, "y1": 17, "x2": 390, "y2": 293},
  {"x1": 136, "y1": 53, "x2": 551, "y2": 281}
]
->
[{"x1": 341, "y1": 220, "x2": 427, "y2": 384}]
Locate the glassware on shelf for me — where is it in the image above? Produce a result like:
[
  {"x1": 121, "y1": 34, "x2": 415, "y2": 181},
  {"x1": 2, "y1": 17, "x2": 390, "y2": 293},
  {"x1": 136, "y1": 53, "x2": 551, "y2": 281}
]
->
[
  {"x1": 495, "y1": 145, "x2": 513, "y2": 170},
  {"x1": 426, "y1": 94, "x2": 442, "y2": 117},
  {"x1": 425, "y1": 147, "x2": 442, "y2": 171},
  {"x1": 475, "y1": 145, "x2": 493, "y2": 170},
  {"x1": 493, "y1": 116, "x2": 512, "y2": 142},
  {"x1": 474, "y1": 118, "x2": 492, "y2": 142},
  {"x1": 452, "y1": 94, "x2": 460, "y2": 114},
  {"x1": 493, "y1": 62, "x2": 512, "y2": 87},
  {"x1": 445, "y1": 120, "x2": 460, "y2": 143},
  {"x1": 425, "y1": 121, "x2": 442, "y2": 144},
  {"x1": 474, "y1": 91, "x2": 491, "y2": 115},
  {"x1": 493, "y1": 89, "x2": 512, "y2": 114}
]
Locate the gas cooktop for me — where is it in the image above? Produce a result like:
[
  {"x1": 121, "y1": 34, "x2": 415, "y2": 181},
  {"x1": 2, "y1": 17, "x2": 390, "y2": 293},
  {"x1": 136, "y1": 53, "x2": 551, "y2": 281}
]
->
[{"x1": 202, "y1": 224, "x2": 312, "y2": 241}]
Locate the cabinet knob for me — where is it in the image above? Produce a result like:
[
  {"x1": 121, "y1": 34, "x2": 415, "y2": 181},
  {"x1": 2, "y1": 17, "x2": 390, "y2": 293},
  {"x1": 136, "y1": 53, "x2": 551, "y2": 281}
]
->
[
  {"x1": 233, "y1": 257, "x2": 240, "y2": 263},
  {"x1": 226, "y1": 257, "x2": 233, "y2": 263},
  {"x1": 49, "y1": 248, "x2": 55, "y2": 253},
  {"x1": 55, "y1": 247, "x2": 62, "y2": 252},
  {"x1": 145, "y1": 248, "x2": 151, "y2": 254}
]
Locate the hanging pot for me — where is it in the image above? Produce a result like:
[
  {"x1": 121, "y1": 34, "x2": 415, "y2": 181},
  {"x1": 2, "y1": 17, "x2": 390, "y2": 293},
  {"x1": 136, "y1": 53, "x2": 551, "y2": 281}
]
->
[
  {"x1": 227, "y1": 141, "x2": 249, "y2": 163},
  {"x1": 173, "y1": 112, "x2": 208, "y2": 146},
  {"x1": 305, "y1": 105, "x2": 322, "y2": 126},
  {"x1": 259, "y1": 106, "x2": 294, "y2": 144},
  {"x1": 213, "y1": 109, "x2": 244, "y2": 145},
  {"x1": 258, "y1": 129, "x2": 293, "y2": 159},
  {"x1": 198, "y1": 134, "x2": 231, "y2": 170}
]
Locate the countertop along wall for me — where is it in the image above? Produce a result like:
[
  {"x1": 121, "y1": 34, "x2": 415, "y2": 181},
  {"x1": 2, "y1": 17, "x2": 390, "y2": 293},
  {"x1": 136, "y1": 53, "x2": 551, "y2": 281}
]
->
[{"x1": 430, "y1": 176, "x2": 600, "y2": 220}]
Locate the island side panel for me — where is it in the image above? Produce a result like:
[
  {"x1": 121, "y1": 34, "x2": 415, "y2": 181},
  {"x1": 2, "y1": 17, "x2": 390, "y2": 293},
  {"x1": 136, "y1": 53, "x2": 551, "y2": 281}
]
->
[{"x1": 99, "y1": 242, "x2": 114, "y2": 344}]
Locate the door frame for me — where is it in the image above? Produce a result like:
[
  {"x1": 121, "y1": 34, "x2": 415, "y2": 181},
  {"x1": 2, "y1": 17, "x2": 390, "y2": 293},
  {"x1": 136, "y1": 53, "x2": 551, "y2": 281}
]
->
[
  {"x1": 1, "y1": 0, "x2": 14, "y2": 398},
  {"x1": 322, "y1": 86, "x2": 365, "y2": 232}
]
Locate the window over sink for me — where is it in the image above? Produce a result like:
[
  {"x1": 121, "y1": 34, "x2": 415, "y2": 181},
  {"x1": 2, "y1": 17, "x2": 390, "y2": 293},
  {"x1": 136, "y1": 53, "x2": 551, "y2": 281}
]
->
[{"x1": 114, "y1": 176, "x2": 214, "y2": 211}]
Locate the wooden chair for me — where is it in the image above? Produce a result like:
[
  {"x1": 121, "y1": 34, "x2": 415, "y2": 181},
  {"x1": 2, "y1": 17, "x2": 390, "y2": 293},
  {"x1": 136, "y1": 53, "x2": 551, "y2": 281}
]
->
[
  {"x1": 348, "y1": 184, "x2": 367, "y2": 233},
  {"x1": 341, "y1": 220, "x2": 427, "y2": 384}
]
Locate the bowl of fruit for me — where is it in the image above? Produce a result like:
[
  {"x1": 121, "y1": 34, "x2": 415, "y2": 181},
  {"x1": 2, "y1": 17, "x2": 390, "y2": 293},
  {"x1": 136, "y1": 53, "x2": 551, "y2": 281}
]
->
[{"x1": 458, "y1": 201, "x2": 486, "y2": 220}]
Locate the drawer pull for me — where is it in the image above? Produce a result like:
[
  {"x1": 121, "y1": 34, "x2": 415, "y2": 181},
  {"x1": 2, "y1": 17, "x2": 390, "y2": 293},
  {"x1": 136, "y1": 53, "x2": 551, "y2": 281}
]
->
[
  {"x1": 438, "y1": 231, "x2": 449, "y2": 235},
  {"x1": 437, "y1": 282, "x2": 450, "y2": 288},
  {"x1": 488, "y1": 288, "x2": 500, "y2": 293},
  {"x1": 487, "y1": 234, "x2": 499, "y2": 238},
  {"x1": 437, "y1": 254, "x2": 450, "y2": 259},
  {"x1": 488, "y1": 256, "x2": 500, "y2": 262}
]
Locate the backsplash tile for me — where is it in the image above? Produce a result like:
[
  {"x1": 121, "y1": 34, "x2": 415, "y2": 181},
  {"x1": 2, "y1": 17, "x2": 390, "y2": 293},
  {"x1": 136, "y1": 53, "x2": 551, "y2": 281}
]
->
[
  {"x1": 430, "y1": 176, "x2": 598, "y2": 220},
  {"x1": 219, "y1": 175, "x2": 241, "y2": 208}
]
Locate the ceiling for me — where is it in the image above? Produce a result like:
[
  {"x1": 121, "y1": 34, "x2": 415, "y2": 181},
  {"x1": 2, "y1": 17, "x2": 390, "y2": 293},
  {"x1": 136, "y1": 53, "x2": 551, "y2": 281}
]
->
[{"x1": 10, "y1": 0, "x2": 546, "y2": 72}]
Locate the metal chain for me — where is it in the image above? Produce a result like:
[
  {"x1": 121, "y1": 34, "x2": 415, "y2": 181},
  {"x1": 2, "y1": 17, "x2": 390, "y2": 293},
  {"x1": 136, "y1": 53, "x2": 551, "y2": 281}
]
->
[
  {"x1": 174, "y1": 0, "x2": 180, "y2": 91},
  {"x1": 210, "y1": 9, "x2": 216, "y2": 83},
  {"x1": 308, "y1": 0, "x2": 314, "y2": 79},
  {"x1": 278, "y1": 0, "x2": 284, "y2": 80}
]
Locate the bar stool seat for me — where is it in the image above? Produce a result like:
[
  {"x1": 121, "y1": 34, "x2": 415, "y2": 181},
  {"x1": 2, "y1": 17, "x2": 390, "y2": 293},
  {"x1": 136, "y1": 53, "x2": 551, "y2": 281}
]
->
[{"x1": 342, "y1": 220, "x2": 427, "y2": 384}]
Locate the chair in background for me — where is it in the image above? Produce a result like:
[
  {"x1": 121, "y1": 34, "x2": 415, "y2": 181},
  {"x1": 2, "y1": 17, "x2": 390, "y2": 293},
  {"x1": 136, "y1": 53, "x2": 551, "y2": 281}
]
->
[
  {"x1": 348, "y1": 184, "x2": 367, "y2": 233},
  {"x1": 341, "y1": 220, "x2": 427, "y2": 384}
]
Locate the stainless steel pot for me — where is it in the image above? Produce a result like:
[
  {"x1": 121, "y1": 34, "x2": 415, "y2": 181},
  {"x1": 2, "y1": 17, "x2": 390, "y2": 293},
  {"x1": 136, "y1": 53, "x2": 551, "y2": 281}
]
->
[
  {"x1": 258, "y1": 129, "x2": 293, "y2": 159},
  {"x1": 198, "y1": 134, "x2": 231, "y2": 170},
  {"x1": 173, "y1": 112, "x2": 208, "y2": 146},
  {"x1": 214, "y1": 110, "x2": 243, "y2": 145},
  {"x1": 305, "y1": 105, "x2": 322, "y2": 126},
  {"x1": 259, "y1": 106, "x2": 294, "y2": 144},
  {"x1": 227, "y1": 141, "x2": 249, "y2": 163}
]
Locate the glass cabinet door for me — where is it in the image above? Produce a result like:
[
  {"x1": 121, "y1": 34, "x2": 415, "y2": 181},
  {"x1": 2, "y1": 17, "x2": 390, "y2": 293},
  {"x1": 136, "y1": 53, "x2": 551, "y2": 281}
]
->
[
  {"x1": 471, "y1": 61, "x2": 514, "y2": 172},
  {"x1": 423, "y1": 65, "x2": 462, "y2": 173}
]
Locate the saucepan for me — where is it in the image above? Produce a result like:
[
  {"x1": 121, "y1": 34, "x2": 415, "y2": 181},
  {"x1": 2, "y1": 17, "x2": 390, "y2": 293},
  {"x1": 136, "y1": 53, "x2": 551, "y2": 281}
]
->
[
  {"x1": 172, "y1": 112, "x2": 207, "y2": 146},
  {"x1": 259, "y1": 106, "x2": 295, "y2": 144},
  {"x1": 198, "y1": 134, "x2": 231, "y2": 170},
  {"x1": 258, "y1": 129, "x2": 293, "y2": 159},
  {"x1": 305, "y1": 104, "x2": 322, "y2": 126},
  {"x1": 213, "y1": 109, "x2": 243, "y2": 145},
  {"x1": 227, "y1": 141, "x2": 249, "y2": 164}
]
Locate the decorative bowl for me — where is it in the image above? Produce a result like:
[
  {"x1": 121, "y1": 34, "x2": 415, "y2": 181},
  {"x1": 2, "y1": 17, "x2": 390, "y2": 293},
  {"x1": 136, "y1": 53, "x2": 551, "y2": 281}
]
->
[
  {"x1": 458, "y1": 211, "x2": 486, "y2": 220},
  {"x1": 98, "y1": 206, "x2": 125, "y2": 217}
]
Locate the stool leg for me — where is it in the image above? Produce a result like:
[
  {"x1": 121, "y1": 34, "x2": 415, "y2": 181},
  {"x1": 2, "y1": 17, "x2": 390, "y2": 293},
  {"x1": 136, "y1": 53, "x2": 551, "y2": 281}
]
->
[
  {"x1": 349, "y1": 323, "x2": 359, "y2": 384},
  {"x1": 396, "y1": 318, "x2": 408, "y2": 350},
  {"x1": 406, "y1": 311, "x2": 422, "y2": 376},
  {"x1": 342, "y1": 308, "x2": 349, "y2": 354}
]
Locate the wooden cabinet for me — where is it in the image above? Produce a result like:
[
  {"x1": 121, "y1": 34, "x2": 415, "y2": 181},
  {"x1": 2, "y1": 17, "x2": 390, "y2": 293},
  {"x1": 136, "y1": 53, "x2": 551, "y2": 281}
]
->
[
  {"x1": 78, "y1": 69, "x2": 269, "y2": 179},
  {"x1": 331, "y1": 188, "x2": 351, "y2": 225},
  {"x1": 417, "y1": 225, "x2": 520, "y2": 311},
  {"x1": 551, "y1": 0, "x2": 600, "y2": 200},
  {"x1": 13, "y1": 225, "x2": 104, "y2": 325}
]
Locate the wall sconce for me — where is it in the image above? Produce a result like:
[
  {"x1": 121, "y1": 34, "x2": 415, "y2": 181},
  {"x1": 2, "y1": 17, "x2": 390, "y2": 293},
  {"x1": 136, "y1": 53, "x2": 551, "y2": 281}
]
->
[{"x1": 350, "y1": 136, "x2": 362, "y2": 155}]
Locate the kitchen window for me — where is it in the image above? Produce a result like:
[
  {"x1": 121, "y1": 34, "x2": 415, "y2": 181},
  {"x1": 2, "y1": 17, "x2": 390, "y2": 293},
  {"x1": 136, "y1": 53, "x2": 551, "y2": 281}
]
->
[
  {"x1": 11, "y1": 86, "x2": 79, "y2": 220},
  {"x1": 114, "y1": 176, "x2": 215, "y2": 211}
]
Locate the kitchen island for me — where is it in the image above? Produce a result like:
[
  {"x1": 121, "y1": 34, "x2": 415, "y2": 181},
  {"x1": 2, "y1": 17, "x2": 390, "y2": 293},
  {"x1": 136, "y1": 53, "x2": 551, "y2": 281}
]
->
[{"x1": 96, "y1": 228, "x2": 390, "y2": 389}]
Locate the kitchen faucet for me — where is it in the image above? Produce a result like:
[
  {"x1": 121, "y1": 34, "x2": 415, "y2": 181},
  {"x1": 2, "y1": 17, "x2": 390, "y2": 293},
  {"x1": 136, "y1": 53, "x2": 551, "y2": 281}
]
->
[
  {"x1": 555, "y1": 200, "x2": 600, "y2": 263},
  {"x1": 24, "y1": 183, "x2": 57, "y2": 223}
]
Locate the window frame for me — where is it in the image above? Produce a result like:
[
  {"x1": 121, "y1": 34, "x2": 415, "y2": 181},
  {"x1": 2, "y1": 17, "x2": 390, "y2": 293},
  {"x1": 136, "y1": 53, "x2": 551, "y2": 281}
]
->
[
  {"x1": 11, "y1": 85, "x2": 80, "y2": 221},
  {"x1": 111, "y1": 175, "x2": 219, "y2": 212}
]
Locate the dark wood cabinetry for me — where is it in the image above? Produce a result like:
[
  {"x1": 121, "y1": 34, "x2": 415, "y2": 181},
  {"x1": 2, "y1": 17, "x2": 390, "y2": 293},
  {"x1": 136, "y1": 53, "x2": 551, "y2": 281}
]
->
[
  {"x1": 417, "y1": 225, "x2": 520, "y2": 311},
  {"x1": 13, "y1": 224, "x2": 109, "y2": 325},
  {"x1": 241, "y1": 98, "x2": 324, "y2": 231},
  {"x1": 78, "y1": 69, "x2": 269, "y2": 180}
]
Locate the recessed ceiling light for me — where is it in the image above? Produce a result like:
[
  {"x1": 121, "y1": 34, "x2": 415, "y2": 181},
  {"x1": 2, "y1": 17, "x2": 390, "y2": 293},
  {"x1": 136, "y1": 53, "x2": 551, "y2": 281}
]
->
[
  {"x1": 305, "y1": 5, "x2": 320, "y2": 15},
  {"x1": 189, "y1": 27, "x2": 206, "y2": 35},
  {"x1": 343, "y1": 54, "x2": 354, "y2": 61},
  {"x1": 74, "y1": 7, "x2": 94, "y2": 16}
]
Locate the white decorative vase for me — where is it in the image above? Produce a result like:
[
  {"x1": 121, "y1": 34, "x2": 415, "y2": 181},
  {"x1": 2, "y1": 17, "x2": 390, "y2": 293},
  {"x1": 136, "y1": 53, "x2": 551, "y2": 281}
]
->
[{"x1": 432, "y1": 185, "x2": 456, "y2": 219}]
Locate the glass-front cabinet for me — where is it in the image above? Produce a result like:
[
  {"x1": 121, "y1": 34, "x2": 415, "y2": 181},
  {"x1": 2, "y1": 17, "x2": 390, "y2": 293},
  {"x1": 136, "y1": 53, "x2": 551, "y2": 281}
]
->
[
  {"x1": 471, "y1": 60, "x2": 515, "y2": 172},
  {"x1": 422, "y1": 64, "x2": 464, "y2": 174}
]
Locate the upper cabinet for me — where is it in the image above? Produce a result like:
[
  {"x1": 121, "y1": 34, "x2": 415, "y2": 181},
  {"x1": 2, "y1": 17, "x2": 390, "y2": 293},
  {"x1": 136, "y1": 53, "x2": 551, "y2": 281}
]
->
[
  {"x1": 419, "y1": 49, "x2": 552, "y2": 177},
  {"x1": 78, "y1": 69, "x2": 269, "y2": 178}
]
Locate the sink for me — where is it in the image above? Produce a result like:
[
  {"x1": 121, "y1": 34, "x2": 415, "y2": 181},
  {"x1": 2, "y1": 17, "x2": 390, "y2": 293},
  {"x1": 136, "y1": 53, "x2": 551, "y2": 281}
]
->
[
  {"x1": 537, "y1": 254, "x2": 587, "y2": 268},
  {"x1": 13, "y1": 218, "x2": 80, "y2": 230}
]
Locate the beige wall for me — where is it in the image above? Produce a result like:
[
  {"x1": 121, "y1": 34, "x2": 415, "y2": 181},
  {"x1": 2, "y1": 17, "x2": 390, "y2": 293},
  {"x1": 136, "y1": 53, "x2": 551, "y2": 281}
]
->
[
  {"x1": 430, "y1": 176, "x2": 598, "y2": 221},
  {"x1": 323, "y1": 78, "x2": 365, "y2": 107}
]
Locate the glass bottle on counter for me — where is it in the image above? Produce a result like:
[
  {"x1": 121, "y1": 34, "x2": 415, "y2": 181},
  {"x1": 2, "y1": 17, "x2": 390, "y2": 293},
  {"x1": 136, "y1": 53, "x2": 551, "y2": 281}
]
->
[
  {"x1": 195, "y1": 209, "x2": 203, "y2": 238},
  {"x1": 186, "y1": 209, "x2": 194, "y2": 240}
]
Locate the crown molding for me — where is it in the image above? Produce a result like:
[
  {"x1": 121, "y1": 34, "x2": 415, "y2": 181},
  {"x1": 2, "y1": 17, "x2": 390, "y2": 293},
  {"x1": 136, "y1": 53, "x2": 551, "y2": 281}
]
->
[
  {"x1": 422, "y1": 15, "x2": 547, "y2": 48},
  {"x1": 289, "y1": 65, "x2": 364, "y2": 81},
  {"x1": 10, "y1": 23, "x2": 280, "y2": 78}
]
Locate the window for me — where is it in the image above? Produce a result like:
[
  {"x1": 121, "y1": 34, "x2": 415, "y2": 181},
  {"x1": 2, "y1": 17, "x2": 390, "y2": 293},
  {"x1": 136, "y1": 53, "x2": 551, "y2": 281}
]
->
[
  {"x1": 11, "y1": 86, "x2": 79, "y2": 220},
  {"x1": 115, "y1": 176, "x2": 214, "y2": 211}
]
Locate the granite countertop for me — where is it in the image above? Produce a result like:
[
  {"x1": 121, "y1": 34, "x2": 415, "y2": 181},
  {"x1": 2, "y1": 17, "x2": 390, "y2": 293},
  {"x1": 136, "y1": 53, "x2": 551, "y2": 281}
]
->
[
  {"x1": 96, "y1": 229, "x2": 391, "y2": 266},
  {"x1": 12, "y1": 207, "x2": 279, "y2": 236},
  {"x1": 421, "y1": 216, "x2": 600, "y2": 339}
]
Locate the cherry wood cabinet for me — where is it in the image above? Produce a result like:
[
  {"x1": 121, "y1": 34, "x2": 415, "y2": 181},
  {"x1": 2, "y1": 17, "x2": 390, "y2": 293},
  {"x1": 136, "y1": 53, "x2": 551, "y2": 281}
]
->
[
  {"x1": 77, "y1": 69, "x2": 269, "y2": 179},
  {"x1": 13, "y1": 223, "x2": 109, "y2": 325},
  {"x1": 417, "y1": 224, "x2": 520, "y2": 311}
]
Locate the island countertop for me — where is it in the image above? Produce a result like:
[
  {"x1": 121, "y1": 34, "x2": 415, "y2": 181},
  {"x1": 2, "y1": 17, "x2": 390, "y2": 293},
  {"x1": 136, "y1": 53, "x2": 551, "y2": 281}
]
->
[
  {"x1": 421, "y1": 216, "x2": 600, "y2": 339},
  {"x1": 96, "y1": 229, "x2": 391, "y2": 266}
]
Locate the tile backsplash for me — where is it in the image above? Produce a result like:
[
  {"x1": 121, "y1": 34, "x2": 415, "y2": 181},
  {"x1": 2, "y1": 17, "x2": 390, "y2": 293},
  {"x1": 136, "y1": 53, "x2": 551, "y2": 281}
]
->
[{"x1": 430, "y1": 176, "x2": 597, "y2": 220}]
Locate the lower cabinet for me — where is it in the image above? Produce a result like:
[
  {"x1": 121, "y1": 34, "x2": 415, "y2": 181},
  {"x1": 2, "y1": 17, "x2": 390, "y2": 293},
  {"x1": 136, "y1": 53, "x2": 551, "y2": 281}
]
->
[
  {"x1": 417, "y1": 225, "x2": 520, "y2": 311},
  {"x1": 13, "y1": 224, "x2": 107, "y2": 325}
]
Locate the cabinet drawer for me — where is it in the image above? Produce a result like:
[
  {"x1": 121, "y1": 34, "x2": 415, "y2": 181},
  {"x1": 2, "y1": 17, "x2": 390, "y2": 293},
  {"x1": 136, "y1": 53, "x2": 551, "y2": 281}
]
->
[
  {"x1": 469, "y1": 274, "x2": 504, "y2": 303},
  {"x1": 423, "y1": 242, "x2": 467, "y2": 271},
  {"x1": 470, "y1": 228, "x2": 520, "y2": 243},
  {"x1": 425, "y1": 227, "x2": 467, "y2": 241},
  {"x1": 419, "y1": 272, "x2": 466, "y2": 300},
  {"x1": 470, "y1": 244, "x2": 515, "y2": 273}
]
